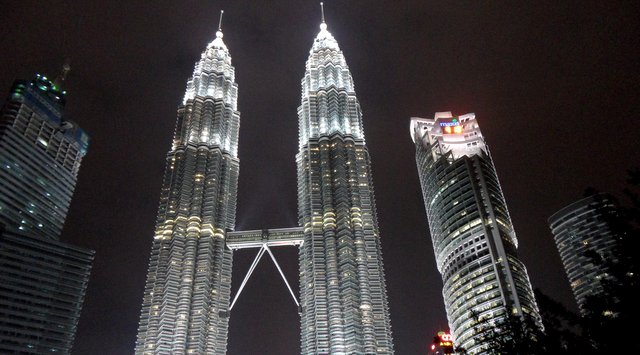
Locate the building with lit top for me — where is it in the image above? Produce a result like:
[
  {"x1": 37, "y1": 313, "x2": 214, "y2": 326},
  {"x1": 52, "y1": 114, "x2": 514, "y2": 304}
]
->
[
  {"x1": 135, "y1": 24, "x2": 239, "y2": 354},
  {"x1": 0, "y1": 73, "x2": 93, "y2": 353},
  {"x1": 296, "y1": 19, "x2": 393, "y2": 354},
  {"x1": 410, "y1": 112, "x2": 540, "y2": 353},
  {"x1": 135, "y1": 9, "x2": 394, "y2": 354},
  {"x1": 548, "y1": 193, "x2": 621, "y2": 315}
]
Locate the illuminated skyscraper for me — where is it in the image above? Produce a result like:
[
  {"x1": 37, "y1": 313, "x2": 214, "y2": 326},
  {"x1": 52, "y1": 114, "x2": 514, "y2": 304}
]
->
[
  {"x1": 0, "y1": 73, "x2": 93, "y2": 354},
  {"x1": 135, "y1": 24, "x2": 238, "y2": 354},
  {"x1": 296, "y1": 19, "x2": 394, "y2": 354},
  {"x1": 135, "y1": 10, "x2": 394, "y2": 354},
  {"x1": 411, "y1": 112, "x2": 540, "y2": 353},
  {"x1": 549, "y1": 193, "x2": 621, "y2": 314}
]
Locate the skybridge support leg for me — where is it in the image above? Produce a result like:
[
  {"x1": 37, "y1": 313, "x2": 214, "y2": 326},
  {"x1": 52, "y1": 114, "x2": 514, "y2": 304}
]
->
[
  {"x1": 229, "y1": 247, "x2": 265, "y2": 311},
  {"x1": 264, "y1": 245, "x2": 300, "y2": 307}
]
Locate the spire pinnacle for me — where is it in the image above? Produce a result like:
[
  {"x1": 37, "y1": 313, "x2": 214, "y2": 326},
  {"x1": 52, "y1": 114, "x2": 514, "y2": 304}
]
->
[
  {"x1": 53, "y1": 60, "x2": 71, "y2": 89},
  {"x1": 215, "y1": 10, "x2": 224, "y2": 40},
  {"x1": 320, "y1": 2, "x2": 327, "y2": 31}
]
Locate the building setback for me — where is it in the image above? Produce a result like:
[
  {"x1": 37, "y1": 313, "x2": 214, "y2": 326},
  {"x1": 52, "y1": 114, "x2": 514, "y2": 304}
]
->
[
  {"x1": 548, "y1": 193, "x2": 620, "y2": 314},
  {"x1": 0, "y1": 73, "x2": 93, "y2": 354},
  {"x1": 410, "y1": 112, "x2": 540, "y2": 353}
]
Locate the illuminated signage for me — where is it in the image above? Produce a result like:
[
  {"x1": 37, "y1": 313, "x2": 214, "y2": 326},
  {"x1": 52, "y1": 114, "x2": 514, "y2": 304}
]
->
[
  {"x1": 439, "y1": 119, "x2": 459, "y2": 127},
  {"x1": 439, "y1": 118, "x2": 463, "y2": 134},
  {"x1": 436, "y1": 331, "x2": 454, "y2": 353}
]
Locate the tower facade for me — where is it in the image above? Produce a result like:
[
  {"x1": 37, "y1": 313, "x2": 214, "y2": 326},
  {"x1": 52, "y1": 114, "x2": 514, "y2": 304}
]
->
[
  {"x1": 0, "y1": 75, "x2": 89, "y2": 240},
  {"x1": 135, "y1": 29, "x2": 239, "y2": 354},
  {"x1": 296, "y1": 22, "x2": 394, "y2": 354},
  {"x1": 0, "y1": 74, "x2": 93, "y2": 354},
  {"x1": 411, "y1": 112, "x2": 540, "y2": 353},
  {"x1": 549, "y1": 193, "x2": 620, "y2": 314}
]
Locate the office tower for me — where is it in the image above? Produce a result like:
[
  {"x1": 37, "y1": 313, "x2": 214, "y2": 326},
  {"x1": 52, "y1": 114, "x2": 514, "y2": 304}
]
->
[
  {"x1": 0, "y1": 73, "x2": 94, "y2": 354},
  {"x1": 549, "y1": 193, "x2": 621, "y2": 314},
  {"x1": 296, "y1": 20, "x2": 394, "y2": 354},
  {"x1": 0, "y1": 74, "x2": 89, "y2": 240},
  {"x1": 411, "y1": 112, "x2": 540, "y2": 353},
  {"x1": 135, "y1": 26, "x2": 238, "y2": 354}
]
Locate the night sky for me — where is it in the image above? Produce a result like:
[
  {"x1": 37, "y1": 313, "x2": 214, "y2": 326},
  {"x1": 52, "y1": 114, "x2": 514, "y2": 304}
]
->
[{"x1": 1, "y1": 1, "x2": 639, "y2": 354}]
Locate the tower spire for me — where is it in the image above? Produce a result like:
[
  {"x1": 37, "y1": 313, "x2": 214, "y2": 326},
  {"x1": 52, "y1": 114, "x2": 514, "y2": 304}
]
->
[
  {"x1": 319, "y1": 2, "x2": 327, "y2": 31},
  {"x1": 53, "y1": 60, "x2": 71, "y2": 89},
  {"x1": 210, "y1": 9, "x2": 226, "y2": 49}
]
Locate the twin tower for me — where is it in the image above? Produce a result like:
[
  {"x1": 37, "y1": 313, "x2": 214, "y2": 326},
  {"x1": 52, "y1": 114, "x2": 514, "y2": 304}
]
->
[{"x1": 134, "y1": 16, "x2": 394, "y2": 355}]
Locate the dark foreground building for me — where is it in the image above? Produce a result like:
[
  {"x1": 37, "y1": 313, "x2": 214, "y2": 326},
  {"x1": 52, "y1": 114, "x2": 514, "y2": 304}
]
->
[
  {"x1": 0, "y1": 228, "x2": 93, "y2": 354},
  {"x1": 0, "y1": 73, "x2": 93, "y2": 354},
  {"x1": 411, "y1": 112, "x2": 540, "y2": 353},
  {"x1": 549, "y1": 193, "x2": 621, "y2": 314}
]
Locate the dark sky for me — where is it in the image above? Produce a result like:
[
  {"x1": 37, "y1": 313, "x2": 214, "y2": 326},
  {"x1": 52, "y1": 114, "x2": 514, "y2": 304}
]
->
[{"x1": 1, "y1": 1, "x2": 639, "y2": 354}]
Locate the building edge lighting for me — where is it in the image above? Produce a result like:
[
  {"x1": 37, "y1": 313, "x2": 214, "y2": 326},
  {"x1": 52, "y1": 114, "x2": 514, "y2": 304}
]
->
[{"x1": 411, "y1": 112, "x2": 541, "y2": 354}]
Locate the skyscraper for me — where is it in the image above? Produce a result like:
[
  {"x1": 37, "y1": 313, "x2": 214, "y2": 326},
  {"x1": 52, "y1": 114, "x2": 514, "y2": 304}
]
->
[
  {"x1": 0, "y1": 74, "x2": 89, "y2": 240},
  {"x1": 0, "y1": 73, "x2": 93, "y2": 354},
  {"x1": 548, "y1": 193, "x2": 620, "y2": 314},
  {"x1": 411, "y1": 112, "x2": 540, "y2": 353},
  {"x1": 296, "y1": 19, "x2": 394, "y2": 354},
  {"x1": 135, "y1": 25, "x2": 238, "y2": 354},
  {"x1": 136, "y1": 11, "x2": 394, "y2": 354}
]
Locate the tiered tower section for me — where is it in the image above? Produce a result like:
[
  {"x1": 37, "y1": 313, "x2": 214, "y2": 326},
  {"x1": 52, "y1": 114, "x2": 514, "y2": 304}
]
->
[
  {"x1": 297, "y1": 21, "x2": 394, "y2": 354},
  {"x1": 135, "y1": 28, "x2": 239, "y2": 354},
  {"x1": 411, "y1": 113, "x2": 540, "y2": 353}
]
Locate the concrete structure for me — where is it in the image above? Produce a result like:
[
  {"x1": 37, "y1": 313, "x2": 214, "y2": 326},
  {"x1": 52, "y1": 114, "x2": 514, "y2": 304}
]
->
[
  {"x1": 549, "y1": 193, "x2": 620, "y2": 314},
  {"x1": 411, "y1": 112, "x2": 540, "y2": 353},
  {"x1": 136, "y1": 13, "x2": 394, "y2": 355}
]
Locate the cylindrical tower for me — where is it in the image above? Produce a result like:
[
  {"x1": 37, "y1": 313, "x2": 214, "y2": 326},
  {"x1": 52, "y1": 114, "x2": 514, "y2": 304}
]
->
[
  {"x1": 548, "y1": 193, "x2": 620, "y2": 314},
  {"x1": 411, "y1": 112, "x2": 540, "y2": 353}
]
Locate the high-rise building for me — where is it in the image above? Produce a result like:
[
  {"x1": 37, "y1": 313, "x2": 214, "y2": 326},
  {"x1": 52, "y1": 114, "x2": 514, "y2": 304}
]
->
[
  {"x1": 296, "y1": 20, "x2": 393, "y2": 354},
  {"x1": 136, "y1": 12, "x2": 394, "y2": 355},
  {"x1": 135, "y1": 26, "x2": 239, "y2": 354},
  {"x1": 411, "y1": 112, "x2": 540, "y2": 353},
  {"x1": 548, "y1": 193, "x2": 620, "y2": 314},
  {"x1": 0, "y1": 74, "x2": 89, "y2": 240},
  {"x1": 0, "y1": 73, "x2": 94, "y2": 354}
]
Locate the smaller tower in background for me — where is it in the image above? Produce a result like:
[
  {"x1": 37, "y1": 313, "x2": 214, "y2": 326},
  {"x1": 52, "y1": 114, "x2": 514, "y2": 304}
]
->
[
  {"x1": 548, "y1": 193, "x2": 621, "y2": 314},
  {"x1": 0, "y1": 71, "x2": 89, "y2": 240},
  {"x1": 0, "y1": 69, "x2": 94, "y2": 354}
]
